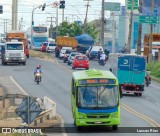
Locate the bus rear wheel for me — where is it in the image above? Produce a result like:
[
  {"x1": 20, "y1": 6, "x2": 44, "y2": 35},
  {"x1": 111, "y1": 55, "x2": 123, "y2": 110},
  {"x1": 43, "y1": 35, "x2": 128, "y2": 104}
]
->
[{"x1": 112, "y1": 125, "x2": 118, "y2": 130}]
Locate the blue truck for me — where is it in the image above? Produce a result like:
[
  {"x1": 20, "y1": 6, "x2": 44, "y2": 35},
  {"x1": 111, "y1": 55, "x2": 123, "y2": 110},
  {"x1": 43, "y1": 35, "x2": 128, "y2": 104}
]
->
[{"x1": 109, "y1": 54, "x2": 146, "y2": 96}]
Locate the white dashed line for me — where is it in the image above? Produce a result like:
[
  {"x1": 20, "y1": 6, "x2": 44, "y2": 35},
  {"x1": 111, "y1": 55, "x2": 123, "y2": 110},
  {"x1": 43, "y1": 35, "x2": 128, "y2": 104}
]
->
[{"x1": 150, "y1": 84, "x2": 160, "y2": 89}]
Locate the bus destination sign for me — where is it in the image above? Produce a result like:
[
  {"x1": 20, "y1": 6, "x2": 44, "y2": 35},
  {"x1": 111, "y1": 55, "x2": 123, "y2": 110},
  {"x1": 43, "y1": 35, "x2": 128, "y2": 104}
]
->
[{"x1": 79, "y1": 79, "x2": 116, "y2": 85}]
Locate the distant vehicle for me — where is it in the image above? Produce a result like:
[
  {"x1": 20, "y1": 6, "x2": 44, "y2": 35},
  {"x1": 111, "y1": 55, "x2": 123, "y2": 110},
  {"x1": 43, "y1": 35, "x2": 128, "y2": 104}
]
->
[
  {"x1": 2, "y1": 41, "x2": 26, "y2": 65},
  {"x1": 57, "y1": 36, "x2": 78, "y2": 48},
  {"x1": 41, "y1": 42, "x2": 48, "y2": 52},
  {"x1": 59, "y1": 47, "x2": 73, "y2": 59},
  {"x1": 46, "y1": 42, "x2": 56, "y2": 53},
  {"x1": 0, "y1": 43, "x2": 5, "y2": 58},
  {"x1": 109, "y1": 54, "x2": 146, "y2": 96},
  {"x1": 32, "y1": 26, "x2": 48, "y2": 51},
  {"x1": 6, "y1": 30, "x2": 30, "y2": 58},
  {"x1": 63, "y1": 49, "x2": 75, "y2": 63},
  {"x1": 68, "y1": 52, "x2": 81, "y2": 65},
  {"x1": 72, "y1": 55, "x2": 89, "y2": 70},
  {"x1": 86, "y1": 45, "x2": 103, "y2": 60},
  {"x1": 71, "y1": 69, "x2": 122, "y2": 129}
]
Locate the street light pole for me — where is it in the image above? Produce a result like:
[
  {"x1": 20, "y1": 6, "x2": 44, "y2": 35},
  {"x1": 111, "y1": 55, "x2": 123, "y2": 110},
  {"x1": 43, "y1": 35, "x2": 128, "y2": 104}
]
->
[
  {"x1": 31, "y1": 5, "x2": 42, "y2": 46},
  {"x1": 148, "y1": 0, "x2": 154, "y2": 62},
  {"x1": 101, "y1": 0, "x2": 105, "y2": 48}
]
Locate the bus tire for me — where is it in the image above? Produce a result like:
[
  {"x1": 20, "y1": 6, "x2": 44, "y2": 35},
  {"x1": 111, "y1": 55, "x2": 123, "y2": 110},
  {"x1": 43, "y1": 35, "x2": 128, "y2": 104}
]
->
[
  {"x1": 139, "y1": 93, "x2": 142, "y2": 97},
  {"x1": 22, "y1": 62, "x2": 26, "y2": 65},
  {"x1": 112, "y1": 125, "x2": 118, "y2": 130}
]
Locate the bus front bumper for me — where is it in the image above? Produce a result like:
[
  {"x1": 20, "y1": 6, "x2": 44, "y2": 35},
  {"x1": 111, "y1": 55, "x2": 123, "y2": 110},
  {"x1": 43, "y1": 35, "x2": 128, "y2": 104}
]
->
[{"x1": 76, "y1": 118, "x2": 120, "y2": 126}]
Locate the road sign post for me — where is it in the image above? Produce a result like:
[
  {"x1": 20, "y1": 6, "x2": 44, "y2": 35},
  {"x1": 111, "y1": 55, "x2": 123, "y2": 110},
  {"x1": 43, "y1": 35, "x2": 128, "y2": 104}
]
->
[
  {"x1": 104, "y1": 2, "x2": 120, "y2": 11},
  {"x1": 15, "y1": 96, "x2": 42, "y2": 125},
  {"x1": 139, "y1": 16, "x2": 159, "y2": 24}
]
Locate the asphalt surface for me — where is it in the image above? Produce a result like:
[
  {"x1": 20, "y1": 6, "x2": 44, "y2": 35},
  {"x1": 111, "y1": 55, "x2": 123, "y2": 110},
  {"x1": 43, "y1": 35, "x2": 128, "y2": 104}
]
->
[{"x1": 0, "y1": 54, "x2": 160, "y2": 136}]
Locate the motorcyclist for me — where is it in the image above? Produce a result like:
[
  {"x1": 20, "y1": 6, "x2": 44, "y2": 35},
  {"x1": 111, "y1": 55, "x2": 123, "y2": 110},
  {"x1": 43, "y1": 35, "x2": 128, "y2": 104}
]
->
[
  {"x1": 34, "y1": 65, "x2": 42, "y2": 81},
  {"x1": 98, "y1": 48, "x2": 103, "y2": 62},
  {"x1": 145, "y1": 69, "x2": 151, "y2": 85},
  {"x1": 100, "y1": 52, "x2": 106, "y2": 63}
]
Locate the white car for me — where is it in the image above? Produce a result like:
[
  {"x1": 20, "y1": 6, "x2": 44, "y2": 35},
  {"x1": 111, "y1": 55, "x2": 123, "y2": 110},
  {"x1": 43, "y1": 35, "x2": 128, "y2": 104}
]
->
[
  {"x1": 68, "y1": 52, "x2": 81, "y2": 65},
  {"x1": 46, "y1": 42, "x2": 56, "y2": 53},
  {"x1": 59, "y1": 47, "x2": 72, "y2": 59}
]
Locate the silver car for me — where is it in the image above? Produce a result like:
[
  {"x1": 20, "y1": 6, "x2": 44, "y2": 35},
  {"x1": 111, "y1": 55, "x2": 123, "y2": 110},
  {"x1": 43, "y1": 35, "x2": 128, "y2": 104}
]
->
[{"x1": 68, "y1": 52, "x2": 81, "y2": 65}]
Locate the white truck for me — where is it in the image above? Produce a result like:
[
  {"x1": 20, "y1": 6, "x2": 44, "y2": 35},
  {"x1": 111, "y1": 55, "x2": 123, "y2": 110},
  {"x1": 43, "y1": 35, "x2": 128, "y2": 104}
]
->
[{"x1": 1, "y1": 41, "x2": 26, "y2": 65}]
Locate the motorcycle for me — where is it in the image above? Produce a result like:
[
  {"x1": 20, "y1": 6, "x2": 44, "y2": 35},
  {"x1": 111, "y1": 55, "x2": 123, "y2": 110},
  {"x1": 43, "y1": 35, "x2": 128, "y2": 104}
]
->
[
  {"x1": 145, "y1": 76, "x2": 151, "y2": 87},
  {"x1": 98, "y1": 59, "x2": 106, "y2": 66},
  {"x1": 35, "y1": 71, "x2": 41, "y2": 84}
]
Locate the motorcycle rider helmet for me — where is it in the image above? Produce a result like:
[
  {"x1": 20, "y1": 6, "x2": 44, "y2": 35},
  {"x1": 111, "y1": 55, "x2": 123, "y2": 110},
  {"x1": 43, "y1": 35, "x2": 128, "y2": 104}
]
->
[{"x1": 37, "y1": 65, "x2": 40, "y2": 69}]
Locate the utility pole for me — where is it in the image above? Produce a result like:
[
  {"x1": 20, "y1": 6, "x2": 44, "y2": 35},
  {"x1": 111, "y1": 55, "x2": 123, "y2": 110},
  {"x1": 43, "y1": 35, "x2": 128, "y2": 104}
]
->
[
  {"x1": 127, "y1": 0, "x2": 134, "y2": 53},
  {"x1": 83, "y1": 0, "x2": 90, "y2": 33},
  {"x1": 12, "y1": 0, "x2": 18, "y2": 30},
  {"x1": 111, "y1": 12, "x2": 115, "y2": 53},
  {"x1": 56, "y1": 7, "x2": 58, "y2": 40},
  {"x1": 101, "y1": 0, "x2": 105, "y2": 48},
  {"x1": 148, "y1": 0, "x2": 154, "y2": 62},
  {"x1": 62, "y1": 8, "x2": 64, "y2": 23},
  {"x1": 137, "y1": 0, "x2": 142, "y2": 55},
  {"x1": 47, "y1": 17, "x2": 55, "y2": 38}
]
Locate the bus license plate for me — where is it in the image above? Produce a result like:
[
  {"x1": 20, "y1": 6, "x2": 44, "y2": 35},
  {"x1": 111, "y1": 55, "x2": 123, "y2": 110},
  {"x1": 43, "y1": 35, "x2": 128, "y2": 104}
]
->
[{"x1": 94, "y1": 122, "x2": 102, "y2": 124}]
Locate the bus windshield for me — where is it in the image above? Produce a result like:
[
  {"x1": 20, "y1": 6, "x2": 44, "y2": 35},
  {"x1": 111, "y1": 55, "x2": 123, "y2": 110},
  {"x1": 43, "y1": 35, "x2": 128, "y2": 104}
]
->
[{"x1": 77, "y1": 85, "x2": 118, "y2": 109}]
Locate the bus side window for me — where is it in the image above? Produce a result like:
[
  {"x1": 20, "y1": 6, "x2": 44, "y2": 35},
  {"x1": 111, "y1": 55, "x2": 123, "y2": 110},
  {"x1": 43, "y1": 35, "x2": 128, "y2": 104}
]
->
[{"x1": 72, "y1": 78, "x2": 75, "y2": 96}]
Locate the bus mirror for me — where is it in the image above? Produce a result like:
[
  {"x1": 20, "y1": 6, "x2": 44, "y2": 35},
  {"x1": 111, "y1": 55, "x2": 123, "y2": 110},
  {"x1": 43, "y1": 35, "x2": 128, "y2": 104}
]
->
[{"x1": 119, "y1": 85, "x2": 123, "y2": 99}]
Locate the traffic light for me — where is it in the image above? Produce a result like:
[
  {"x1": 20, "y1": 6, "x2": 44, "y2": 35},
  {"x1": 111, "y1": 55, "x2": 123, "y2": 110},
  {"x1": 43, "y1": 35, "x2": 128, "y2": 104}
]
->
[
  {"x1": 42, "y1": 3, "x2": 46, "y2": 11},
  {"x1": 59, "y1": 1, "x2": 65, "y2": 9},
  {"x1": 0, "y1": 5, "x2": 3, "y2": 14}
]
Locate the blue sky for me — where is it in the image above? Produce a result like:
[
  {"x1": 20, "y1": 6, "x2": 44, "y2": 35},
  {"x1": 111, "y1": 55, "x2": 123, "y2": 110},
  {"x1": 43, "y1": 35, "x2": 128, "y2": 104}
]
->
[{"x1": 0, "y1": 0, "x2": 125, "y2": 33}]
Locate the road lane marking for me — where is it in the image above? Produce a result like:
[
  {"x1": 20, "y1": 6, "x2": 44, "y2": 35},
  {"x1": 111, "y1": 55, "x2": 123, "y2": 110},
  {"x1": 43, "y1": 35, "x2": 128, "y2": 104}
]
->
[
  {"x1": 10, "y1": 76, "x2": 28, "y2": 95},
  {"x1": 150, "y1": 84, "x2": 160, "y2": 89},
  {"x1": 155, "y1": 103, "x2": 160, "y2": 106},
  {"x1": 121, "y1": 103, "x2": 160, "y2": 127}
]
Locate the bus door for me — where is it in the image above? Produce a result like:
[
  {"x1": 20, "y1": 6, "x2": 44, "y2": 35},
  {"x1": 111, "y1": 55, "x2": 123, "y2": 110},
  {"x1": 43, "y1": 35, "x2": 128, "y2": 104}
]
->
[{"x1": 117, "y1": 56, "x2": 132, "y2": 84}]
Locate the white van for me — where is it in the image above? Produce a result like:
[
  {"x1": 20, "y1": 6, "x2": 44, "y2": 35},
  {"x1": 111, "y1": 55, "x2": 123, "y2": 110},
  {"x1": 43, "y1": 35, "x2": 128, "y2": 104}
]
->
[{"x1": 46, "y1": 38, "x2": 56, "y2": 52}]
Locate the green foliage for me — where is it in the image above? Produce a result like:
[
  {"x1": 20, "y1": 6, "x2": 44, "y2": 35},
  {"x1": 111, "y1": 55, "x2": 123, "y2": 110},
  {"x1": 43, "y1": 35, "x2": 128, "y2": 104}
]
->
[
  {"x1": 147, "y1": 61, "x2": 160, "y2": 78},
  {"x1": 59, "y1": 21, "x2": 98, "y2": 39}
]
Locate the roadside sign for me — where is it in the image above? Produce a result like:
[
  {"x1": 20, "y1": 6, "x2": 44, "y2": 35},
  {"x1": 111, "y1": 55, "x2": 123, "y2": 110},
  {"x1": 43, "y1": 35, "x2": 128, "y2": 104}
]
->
[
  {"x1": 15, "y1": 96, "x2": 42, "y2": 124},
  {"x1": 104, "y1": 2, "x2": 120, "y2": 11},
  {"x1": 139, "y1": 16, "x2": 159, "y2": 24},
  {"x1": 127, "y1": 0, "x2": 139, "y2": 10}
]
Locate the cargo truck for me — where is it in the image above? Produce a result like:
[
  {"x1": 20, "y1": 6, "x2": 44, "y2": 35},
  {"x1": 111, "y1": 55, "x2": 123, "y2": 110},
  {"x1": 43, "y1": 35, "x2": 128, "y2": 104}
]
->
[
  {"x1": 6, "y1": 30, "x2": 29, "y2": 58},
  {"x1": 109, "y1": 54, "x2": 146, "y2": 96}
]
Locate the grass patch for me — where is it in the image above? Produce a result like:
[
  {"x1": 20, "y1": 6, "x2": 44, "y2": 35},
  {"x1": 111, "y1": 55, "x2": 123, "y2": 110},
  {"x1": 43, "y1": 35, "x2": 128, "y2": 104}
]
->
[
  {"x1": 147, "y1": 61, "x2": 160, "y2": 79},
  {"x1": 29, "y1": 50, "x2": 54, "y2": 60}
]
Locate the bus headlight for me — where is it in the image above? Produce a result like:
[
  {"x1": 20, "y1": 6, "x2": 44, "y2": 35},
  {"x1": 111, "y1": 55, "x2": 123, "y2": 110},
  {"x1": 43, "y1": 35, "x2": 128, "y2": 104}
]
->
[
  {"x1": 111, "y1": 113, "x2": 118, "y2": 118},
  {"x1": 79, "y1": 113, "x2": 85, "y2": 118},
  {"x1": 6, "y1": 57, "x2": 9, "y2": 60}
]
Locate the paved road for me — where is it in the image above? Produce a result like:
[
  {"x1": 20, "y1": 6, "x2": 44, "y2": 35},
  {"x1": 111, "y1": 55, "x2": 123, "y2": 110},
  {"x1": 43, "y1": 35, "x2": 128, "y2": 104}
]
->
[{"x1": 0, "y1": 56, "x2": 160, "y2": 136}]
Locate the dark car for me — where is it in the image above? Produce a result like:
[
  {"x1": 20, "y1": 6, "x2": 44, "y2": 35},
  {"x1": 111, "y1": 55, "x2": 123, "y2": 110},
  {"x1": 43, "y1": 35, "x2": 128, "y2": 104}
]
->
[{"x1": 63, "y1": 49, "x2": 75, "y2": 63}]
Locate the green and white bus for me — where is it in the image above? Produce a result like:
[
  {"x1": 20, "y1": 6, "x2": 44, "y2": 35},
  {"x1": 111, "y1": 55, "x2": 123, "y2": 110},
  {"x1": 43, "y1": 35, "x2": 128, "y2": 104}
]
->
[{"x1": 71, "y1": 69, "x2": 122, "y2": 130}]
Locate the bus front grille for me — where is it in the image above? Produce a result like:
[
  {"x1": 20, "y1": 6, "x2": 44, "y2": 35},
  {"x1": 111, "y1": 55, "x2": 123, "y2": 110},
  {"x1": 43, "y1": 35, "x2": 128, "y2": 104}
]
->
[{"x1": 87, "y1": 115, "x2": 110, "y2": 118}]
